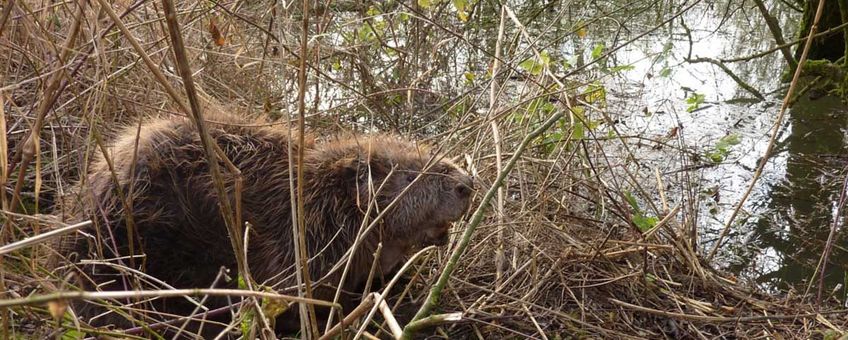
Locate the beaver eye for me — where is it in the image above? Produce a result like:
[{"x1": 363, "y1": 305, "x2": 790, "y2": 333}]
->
[{"x1": 406, "y1": 174, "x2": 417, "y2": 183}]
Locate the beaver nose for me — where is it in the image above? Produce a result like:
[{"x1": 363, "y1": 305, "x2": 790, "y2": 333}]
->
[{"x1": 455, "y1": 175, "x2": 475, "y2": 198}]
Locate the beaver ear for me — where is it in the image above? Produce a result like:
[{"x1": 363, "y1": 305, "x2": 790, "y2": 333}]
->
[
  {"x1": 333, "y1": 157, "x2": 388, "y2": 181},
  {"x1": 333, "y1": 157, "x2": 360, "y2": 179}
]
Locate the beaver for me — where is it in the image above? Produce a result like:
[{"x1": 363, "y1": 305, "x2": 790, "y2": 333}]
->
[{"x1": 52, "y1": 111, "x2": 474, "y2": 337}]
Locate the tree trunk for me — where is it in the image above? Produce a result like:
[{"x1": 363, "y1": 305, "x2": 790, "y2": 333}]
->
[{"x1": 796, "y1": 0, "x2": 848, "y2": 62}]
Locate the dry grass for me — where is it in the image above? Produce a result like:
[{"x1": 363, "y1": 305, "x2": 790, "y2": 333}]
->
[{"x1": 1, "y1": 0, "x2": 847, "y2": 339}]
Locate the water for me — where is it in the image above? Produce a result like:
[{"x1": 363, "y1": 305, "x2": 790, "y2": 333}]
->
[
  {"x1": 581, "y1": 1, "x2": 848, "y2": 298},
  {"x1": 735, "y1": 96, "x2": 848, "y2": 297}
]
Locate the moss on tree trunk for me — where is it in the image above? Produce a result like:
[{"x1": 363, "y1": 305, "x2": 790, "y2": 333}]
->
[{"x1": 796, "y1": 0, "x2": 847, "y2": 62}]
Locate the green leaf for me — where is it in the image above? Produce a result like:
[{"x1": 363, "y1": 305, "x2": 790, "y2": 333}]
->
[
  {"x1": 241, "y1": 307, "x2": 254, "y2": 336},
  {"x1": 608, "y1": 64, "x2": 635, "y2": 73},
  {"x1": 519, "y1": 58, "x2": 539, "y2": 75},
  {"x1": 572, "y1": 121, "x2": 585, "y2": 140},
  {"x1": 644, "y1": 273, "x2": 657, "y2": 283},
  {"x1": 583, "y1": 83, "x2": 606, "y2": 105},
  {"x1": 464, "y1": 71, "x2": 475, "y2": 84},
  {"x1": 706, "y1": 133, "x2": 741, "y2": 163},
  {"x1": 633, "y1": 214, "x2": 658, "y2": 232},
  {"x1": 571, "y1": 106, "x2": 585, "y2": 116},
  {"x1": 519, "y1": 59, "x2": 543, "y2": 75},
  {"x1": 706, "y1": 151, "x2": 724, "y2": 163},
  {"x1": 260, "y1": 289, "x2": 291, "y2": 319},
  {"x1": 543, "y1": 131, "x2": 563, "y2": 145},
  {"x1": 357, "y1": 24, "x2": 374, "y2": 42},
  {"x1": 715, "y1": 133, "x2": 740, "y2": 151},
  {"x1": 366, "y1": 6, "x2": 381, "y2": 16},
  {"x1": 591, "y1": 43, "x2": 605, "y2": 59},
  {"x1": 540, "y1": 51, "x2": 551, "y2": 65},
  {"x1": 452, "y1": 0, "x2": 469, "y2": 21},
  {"x1": 527, "y1": 98, "x2": 543, "y2": 114},
  {"x1": 662, "y1": 41, "x2": 674, "y2": 54},
  {"x1": 823, "y1": 329, "x2": 843, "y2": 340},
  {"x1": 519, "y1": 51, "x2": 552, "y2": 76},
  {"x1": 659, "y1": 67, "x2": 672, "y2": 77},
  {"x1": 418, "y1": 0, "x2": 434, "y2": 9},
  {"x1": 685, "y1": 93, "x2": 705, "y2": 112},
  {"x1": 510, "y1": 112, "x2": 525, "y2": 123},
  {"x1": 624, "y1": 191, "x2": 640, "y2": 212},
  {"x1": 62, "y1": 329, "x2": 86, "y2": 340},
  {"x1": 386, "y1": 94, "x2": 402, "y2": 106}
]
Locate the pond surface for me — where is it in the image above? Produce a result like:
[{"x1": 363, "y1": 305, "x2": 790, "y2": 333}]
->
[{"x1": 580, "y1": 1, "x2": 848, "y2": 299}]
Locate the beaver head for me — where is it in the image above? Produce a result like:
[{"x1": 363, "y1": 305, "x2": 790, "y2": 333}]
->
[{"x1": 317, "y1": 136, "x2": 474, "y2": 248}]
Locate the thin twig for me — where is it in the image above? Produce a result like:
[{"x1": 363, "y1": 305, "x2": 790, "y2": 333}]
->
[
  {"x1": 0, "y1": 220, "x2": 90, "y2": 256},
  {"x1": 0, "y1": 288, "x2": 339, "y2": 309},
  {"x1": 294, "y1": 0, "x2": 319, "y2": 335}
]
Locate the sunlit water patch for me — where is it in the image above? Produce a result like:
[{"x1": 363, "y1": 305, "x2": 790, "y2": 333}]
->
[{"x1": 574, "y1": 1, "x2": 848, "y2": 298}]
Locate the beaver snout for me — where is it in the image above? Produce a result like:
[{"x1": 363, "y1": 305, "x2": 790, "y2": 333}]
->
[{"x1": 429, "y1": 227, "x2": 451, "y2": 246}]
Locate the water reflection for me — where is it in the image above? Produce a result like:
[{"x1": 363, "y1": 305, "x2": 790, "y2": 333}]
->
[
  {"x1": 745, "y1": 95, "x2": 848, "y2": 297},
  {"x1": 584, "y1": 1, "x2": 848, "y2": 296}
]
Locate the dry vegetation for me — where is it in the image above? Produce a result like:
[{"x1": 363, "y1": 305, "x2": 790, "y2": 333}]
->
[{"x1": 1, "y1": 0, "x2": 847, "y2": 339}]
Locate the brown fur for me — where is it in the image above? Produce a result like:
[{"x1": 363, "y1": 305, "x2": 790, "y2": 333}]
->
[{"x1": 52, "y1": 111, "x2": 473, "y2": 337}]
